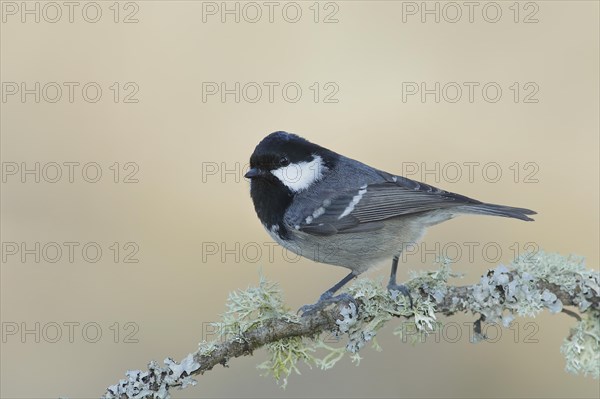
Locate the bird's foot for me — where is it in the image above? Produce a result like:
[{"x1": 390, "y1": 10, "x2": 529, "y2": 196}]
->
[
  {"x1": 387, "y1": 282, "x2": 414, "y2": 308},
  {"x1": 298, "y1": 292, "x2": 356, "y2": 316}
]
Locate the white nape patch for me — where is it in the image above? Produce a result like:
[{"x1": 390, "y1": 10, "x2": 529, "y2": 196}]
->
[
  {"x1": 338, "y1": 187, "x2": 367, "y2": 219},
  {"x1": 271, "y1": 155, "x2": 326, "y2": 193}
]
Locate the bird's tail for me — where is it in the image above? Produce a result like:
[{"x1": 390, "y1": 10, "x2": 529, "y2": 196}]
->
[{"x1": 455, "y1": 203, "x2": 537, "y2": 221}]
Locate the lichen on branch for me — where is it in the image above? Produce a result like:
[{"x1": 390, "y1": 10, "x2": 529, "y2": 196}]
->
[{"x1": 103, "y1": 251, "x2": 600, "y2": 399}]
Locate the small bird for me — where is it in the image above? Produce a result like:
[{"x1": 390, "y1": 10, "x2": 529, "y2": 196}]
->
[{"x1": 245, "y1": 131, "x2": 536, "y2": 314}]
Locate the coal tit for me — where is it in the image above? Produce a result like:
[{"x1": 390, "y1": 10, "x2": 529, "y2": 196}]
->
[{"x1": 245, "y1": 131, "x2": 536, "y2": 314}]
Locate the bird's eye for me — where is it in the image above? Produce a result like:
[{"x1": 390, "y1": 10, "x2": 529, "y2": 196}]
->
[{"x1": 279, "y1": 157, "x2": 290, "y2": 167}]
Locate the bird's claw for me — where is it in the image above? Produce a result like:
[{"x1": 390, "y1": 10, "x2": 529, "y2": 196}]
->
[
  {"x1": 387, "y1": 283, "x2": 414, "y2": 309},
  {"x1": 298, "y1": 292, "x2": 357, "y2": 316}
]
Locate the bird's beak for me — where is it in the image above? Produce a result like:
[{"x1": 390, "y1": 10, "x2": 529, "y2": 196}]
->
[{"x1": 244, "y1": 168, "x2": 260, "y2": 179}]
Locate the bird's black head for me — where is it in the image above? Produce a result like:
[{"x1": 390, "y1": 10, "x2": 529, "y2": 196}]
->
[{"x1": 245, "y1": 131, "x2": 337, "y2": 238}]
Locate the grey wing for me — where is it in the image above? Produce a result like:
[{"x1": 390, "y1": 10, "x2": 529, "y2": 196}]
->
[{"x1": 297, "y1": 174, "x2": 482, "y2": 236}]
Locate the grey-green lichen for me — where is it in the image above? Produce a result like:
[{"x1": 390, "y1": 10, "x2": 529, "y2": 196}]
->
[
  {"x1": 255, "y1": 251, "x2": 599, "y2": 385},
  {"x1": 213, "y1": 276, "x2": 310, "y2": 387},
  {"x1": 344, "y1": 275, "x2": 439, "y2": 352},
  {"x1": 103, "y1": 252, "x2": 599, "y2": 397},
  {"x1": 408, "y1": 258, "x2": 463, "y2": 304},
  {"x1": 392, "y1": 259, "x2": 456, "y2": 343},
  {"x1": 561, "y1": 309, "x2": 600, "y2": 379},
  {"x1": 214, "y1": 275, "x2": 299, "y2": 339},
  {"x1": 465, "y1": 251, "x2": 599, "y2": 331},
  {"x1": 253, "y1": 273, "x2": 444, "y2": 386},
  {"x1": 210, "y1": 274, "x2": 438, "y2": 387},
  {"x1": 470, "y1": 263, "x2": 562, "y2": 326},
  {"x1": 104, "y1": 354, "x2": 201, "y2": 399},
  {"x1": 257, "y1": 336, "x2": 315, "y2": 388},
  {"x1": 513, "y1": 251, "x2": 599, "y2": 312}
]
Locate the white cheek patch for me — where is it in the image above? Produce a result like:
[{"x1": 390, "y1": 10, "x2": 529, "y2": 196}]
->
[{"x1": 271, "y1": 155, "x2": 327, "y2": 192}]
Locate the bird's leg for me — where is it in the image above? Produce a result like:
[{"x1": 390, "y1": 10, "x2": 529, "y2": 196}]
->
[
  {"x1": 387, "y1": 255, "x2": 414, "y2": 308},
  {"x1": 298, "y1": 272, "x2": 357, "y2": 316}
]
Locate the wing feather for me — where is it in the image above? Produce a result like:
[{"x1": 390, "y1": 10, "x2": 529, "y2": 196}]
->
[{"x1": 297, "y1": 175, "x2": 481, "y2": 236}]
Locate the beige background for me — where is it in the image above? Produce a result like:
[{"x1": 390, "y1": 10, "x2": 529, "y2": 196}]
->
[{"x1": 1, "y1": 1, "x2": 599, "y2": 398}]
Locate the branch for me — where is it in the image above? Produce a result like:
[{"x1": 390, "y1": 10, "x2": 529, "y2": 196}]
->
[{"x1": 103, "y1": 252, "x2": 600, "y2": 398}]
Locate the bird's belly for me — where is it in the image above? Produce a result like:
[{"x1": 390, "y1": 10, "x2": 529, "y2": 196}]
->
[{"x1": 266, "y1": 216, "x2": 438, "y2": 274}]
